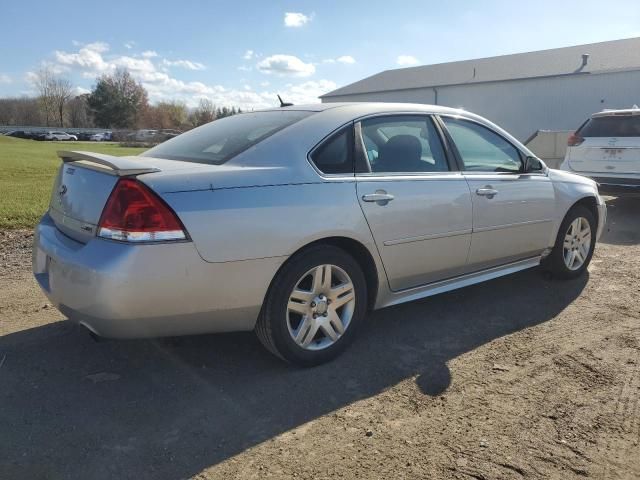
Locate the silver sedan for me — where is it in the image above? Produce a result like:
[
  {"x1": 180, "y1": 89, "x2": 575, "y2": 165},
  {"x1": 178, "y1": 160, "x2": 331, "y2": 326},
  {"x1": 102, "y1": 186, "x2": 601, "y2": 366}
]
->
[{"x1": 33, "y1": 103, "x2": 606, "y2": 365}]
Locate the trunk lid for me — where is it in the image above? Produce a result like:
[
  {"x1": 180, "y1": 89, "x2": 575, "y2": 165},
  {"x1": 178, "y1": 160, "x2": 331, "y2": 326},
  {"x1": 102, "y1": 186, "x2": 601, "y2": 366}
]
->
[
  {"x1": 49, "y1": 151, "x2": 189, "y2": 243},
  {"x1": 567, "y1": 137, "x2": 640, "y2": 174}
]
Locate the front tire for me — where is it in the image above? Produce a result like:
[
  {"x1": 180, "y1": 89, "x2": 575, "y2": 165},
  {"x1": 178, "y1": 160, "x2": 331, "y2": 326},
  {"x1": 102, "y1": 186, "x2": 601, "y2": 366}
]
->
[
  {"x1": 543, "y1": 205, "x2": 597, "y2": 279},
  {"x1": 256, "y1": 245, "x2": 368, "y2": 366}
]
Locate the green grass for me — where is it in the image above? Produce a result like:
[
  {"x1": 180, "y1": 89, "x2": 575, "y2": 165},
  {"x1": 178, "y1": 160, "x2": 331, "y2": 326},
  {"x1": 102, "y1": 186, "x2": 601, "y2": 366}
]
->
[{"x1": 0, "y1": 136, "x2": 147, "y2": 229}]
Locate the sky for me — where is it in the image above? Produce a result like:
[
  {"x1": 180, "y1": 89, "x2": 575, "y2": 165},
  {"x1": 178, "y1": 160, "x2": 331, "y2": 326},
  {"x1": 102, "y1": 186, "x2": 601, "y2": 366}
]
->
[{"x1": 1, "y1": 0, "x2": 639, "y2": 110}]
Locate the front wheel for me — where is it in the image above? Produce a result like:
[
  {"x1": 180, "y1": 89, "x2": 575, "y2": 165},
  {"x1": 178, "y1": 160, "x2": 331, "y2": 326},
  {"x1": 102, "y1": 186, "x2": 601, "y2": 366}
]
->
[
  {"x1": 543, "y1": 205, "x2": 597, "y2": 279},
  {"x1": 256, "y1": 245, "x2": 368, "y2": 366}
]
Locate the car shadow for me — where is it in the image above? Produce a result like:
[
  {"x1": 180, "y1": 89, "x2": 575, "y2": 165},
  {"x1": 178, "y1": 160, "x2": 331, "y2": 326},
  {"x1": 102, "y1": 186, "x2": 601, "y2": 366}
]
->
[
  {"x1": 600, "y1": 196, "x2": 640, "y2": 245},
  {"x1": 0, "y1": 268, "x2": 587, "y2": 480}
]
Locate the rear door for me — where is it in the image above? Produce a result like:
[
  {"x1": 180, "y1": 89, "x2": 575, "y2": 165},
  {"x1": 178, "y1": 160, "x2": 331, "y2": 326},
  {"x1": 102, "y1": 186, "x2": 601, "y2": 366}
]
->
[
  {"x1": 355, "y1": 115, "x2": 473, "y2": 291},
  {"x1": 567, "y1": 113, "x2": 640, "y2": 174},
  {"x1": 440, "y1": 116, "x2": 556, "y2": 270}
]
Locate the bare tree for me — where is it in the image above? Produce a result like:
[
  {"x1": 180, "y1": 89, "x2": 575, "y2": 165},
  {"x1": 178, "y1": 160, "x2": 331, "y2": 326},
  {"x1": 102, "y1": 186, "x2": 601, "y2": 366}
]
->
[
  {"x1": 187, "y1": 98, "x2": 217, "y2": 127},
  {"x1": 34, "y1": 68, "x2": 56, "y2": 126},
  {"x1": 52, "y1": 77, "x2": 73, "y2": 127},
  {"x1": 67, "y1": 94, "x2": 93, "y2": 128},
  {"x1": 34, "y1": 67, "x2": 73, "y2": 127},
  {"x1": 0, "y1": 97, "x2": 43, "y2": 126}
]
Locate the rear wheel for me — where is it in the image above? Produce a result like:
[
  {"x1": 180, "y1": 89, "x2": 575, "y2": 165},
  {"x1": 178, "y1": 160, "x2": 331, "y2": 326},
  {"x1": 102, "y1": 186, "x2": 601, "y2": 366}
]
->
[
  {"x1": 256, "y1": 245, "x2": 367, "y2": 366},
  {"x1": 543, "y1": 205, "x2": 596, "y2": 279}
]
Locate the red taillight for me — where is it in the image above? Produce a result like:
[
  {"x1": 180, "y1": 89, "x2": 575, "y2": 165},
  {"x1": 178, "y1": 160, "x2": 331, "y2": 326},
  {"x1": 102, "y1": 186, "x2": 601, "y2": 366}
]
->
[
  {"x1": 567, "y1": 132, "x2": 585, "y2": 146},
  {"x1": 98, "y1": 178, "x2": 187, "y2": 242}
]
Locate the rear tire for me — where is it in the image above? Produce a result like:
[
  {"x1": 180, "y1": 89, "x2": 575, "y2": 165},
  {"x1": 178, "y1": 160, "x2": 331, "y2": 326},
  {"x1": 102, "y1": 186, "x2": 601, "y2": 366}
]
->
[
  {"x1": 256, "y1": 245, "x2": 368, "y2": 366},
  {"x1": 543, "y1": 205, "x2": 597, "y2": 279}
]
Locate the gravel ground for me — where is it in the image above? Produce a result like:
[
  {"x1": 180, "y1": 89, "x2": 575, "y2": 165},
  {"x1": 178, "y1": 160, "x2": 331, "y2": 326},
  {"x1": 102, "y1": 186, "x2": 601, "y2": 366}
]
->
[{"x1": 0, "y1": 197, "x2": 639, "y2": 480}]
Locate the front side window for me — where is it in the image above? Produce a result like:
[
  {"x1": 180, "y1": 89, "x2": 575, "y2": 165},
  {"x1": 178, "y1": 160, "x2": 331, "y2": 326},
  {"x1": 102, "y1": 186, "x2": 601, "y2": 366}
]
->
[
  {"x1": 142, "y1": 110, "x2": 313, "y2": 164},
  {"x1": 310, "y1": 127, "x2": 353, "y2": 175},
  {"x1": 360, "y1": 116, "x2": 448, "y2": 174},
  {"x1": 442, "y1": 117, "x2": 522, "y2": 173}
]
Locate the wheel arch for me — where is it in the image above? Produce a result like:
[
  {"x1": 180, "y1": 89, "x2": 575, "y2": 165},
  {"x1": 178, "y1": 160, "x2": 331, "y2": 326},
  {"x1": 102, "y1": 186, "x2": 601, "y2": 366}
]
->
[
  {"x1": 265, "y1": 236, "x2": 380, "y2": 312},
  {"x1": 569, "y1": 195, "x2": 600, "y2": 228}
]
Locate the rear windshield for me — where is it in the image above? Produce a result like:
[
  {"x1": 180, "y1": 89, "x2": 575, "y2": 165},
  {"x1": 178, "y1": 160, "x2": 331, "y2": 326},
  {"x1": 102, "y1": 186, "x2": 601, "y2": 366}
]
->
[
  {"x1": 141, "y1": 110, "x2": 313, "y2": 164},
  {"x1": 578, "y1": 115, "x2": 640, "y2": 137}
]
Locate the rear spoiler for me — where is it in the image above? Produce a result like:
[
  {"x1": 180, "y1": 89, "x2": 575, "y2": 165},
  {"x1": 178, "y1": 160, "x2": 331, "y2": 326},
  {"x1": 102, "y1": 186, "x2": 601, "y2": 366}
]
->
[{"x1": 57, "y1": 151, "x2": 160, "y2": 176}]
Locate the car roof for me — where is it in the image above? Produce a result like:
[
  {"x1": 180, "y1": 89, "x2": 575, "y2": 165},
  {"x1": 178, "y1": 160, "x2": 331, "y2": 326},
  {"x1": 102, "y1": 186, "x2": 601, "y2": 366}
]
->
[
  {"x1": 258, "y1": 102, "x2": 466, "y2": 117},
  {"x1": 592, "y1": 107, "x2": 640, "y2": 118}
]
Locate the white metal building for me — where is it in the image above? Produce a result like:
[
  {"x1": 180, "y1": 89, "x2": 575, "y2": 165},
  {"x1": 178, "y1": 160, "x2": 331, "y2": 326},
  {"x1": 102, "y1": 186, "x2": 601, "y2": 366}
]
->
[{"x1": 321, "y1": 37, "x2": 640, "y2": 142}]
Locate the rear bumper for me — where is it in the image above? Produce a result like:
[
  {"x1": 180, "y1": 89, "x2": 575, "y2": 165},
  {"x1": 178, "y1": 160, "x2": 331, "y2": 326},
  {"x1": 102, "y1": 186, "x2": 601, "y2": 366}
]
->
[
  {"x1": 32, "y1": 213, "x2": 285, "y2": 338},
  {"x1": 560, "y1": 162, "x2": 640, "y2": 194},
  {"x1": 591, "y1": 177, "x2": 640, "y2": 195}
]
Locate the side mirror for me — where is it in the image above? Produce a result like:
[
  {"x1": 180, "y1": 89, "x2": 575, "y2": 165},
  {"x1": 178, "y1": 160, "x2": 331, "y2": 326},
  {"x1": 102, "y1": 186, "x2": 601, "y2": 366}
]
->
[{"x1": 524, "y1": 156, "x2": 544, "y2": 173}]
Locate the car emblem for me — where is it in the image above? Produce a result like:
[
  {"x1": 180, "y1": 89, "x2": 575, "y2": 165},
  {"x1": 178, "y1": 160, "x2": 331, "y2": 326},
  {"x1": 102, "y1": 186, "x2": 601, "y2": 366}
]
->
[{"x1": 58, "y1": 184, "x2": 68, "y2": 196}]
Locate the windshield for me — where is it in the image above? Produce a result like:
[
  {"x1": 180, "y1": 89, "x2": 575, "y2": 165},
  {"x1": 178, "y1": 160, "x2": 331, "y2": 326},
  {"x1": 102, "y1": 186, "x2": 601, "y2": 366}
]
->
[
  {"x1": 579, "y1": 115, "x2": 640, "y2": 137},
  {"x1": 141, "y1": 110, "x2": 313, "y2": 164}
]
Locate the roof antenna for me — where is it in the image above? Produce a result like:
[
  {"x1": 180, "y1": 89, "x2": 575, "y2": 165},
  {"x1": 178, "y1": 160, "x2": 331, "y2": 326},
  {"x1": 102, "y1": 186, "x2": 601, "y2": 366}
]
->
[{"x1": 277, "y1": 94, "x2": 293, "y2": 107}]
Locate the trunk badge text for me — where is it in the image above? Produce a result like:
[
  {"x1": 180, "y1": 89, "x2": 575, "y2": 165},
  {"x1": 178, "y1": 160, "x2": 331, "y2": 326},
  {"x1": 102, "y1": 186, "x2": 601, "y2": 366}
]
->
[{"x1": 58, "y1": 185, "x2": 67, "y2": 196}]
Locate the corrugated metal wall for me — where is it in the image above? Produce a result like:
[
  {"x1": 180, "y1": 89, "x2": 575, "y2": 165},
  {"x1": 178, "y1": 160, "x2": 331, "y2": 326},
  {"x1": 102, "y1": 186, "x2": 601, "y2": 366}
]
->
[{"x1": 323, "y1": 70, "x2": 640, "y2": 141}]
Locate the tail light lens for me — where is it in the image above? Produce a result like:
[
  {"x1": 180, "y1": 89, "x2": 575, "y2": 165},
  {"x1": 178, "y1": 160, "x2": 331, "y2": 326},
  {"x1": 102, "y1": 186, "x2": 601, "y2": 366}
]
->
[
  {"x1": 567, "y1": 132, "x2": 585, "y2": 146},
  {"x1": 98, "y1": 178, "x2": 187, "y2": 242}
]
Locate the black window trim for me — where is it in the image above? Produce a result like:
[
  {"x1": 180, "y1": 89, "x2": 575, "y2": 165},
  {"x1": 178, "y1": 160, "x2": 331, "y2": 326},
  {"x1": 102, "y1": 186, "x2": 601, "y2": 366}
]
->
[
  {"x1": 437, "y1": 114, "x2": 547, "y2": 176},
  {"x1": 306, "y1": 121, "x2": 356, "y2": 178},
  {"x1": 353, "y1": 113, "x2": 458, "y2": 177}
]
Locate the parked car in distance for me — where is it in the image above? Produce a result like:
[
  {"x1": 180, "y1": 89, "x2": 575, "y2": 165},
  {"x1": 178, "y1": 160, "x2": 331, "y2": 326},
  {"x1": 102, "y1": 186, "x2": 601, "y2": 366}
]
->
[
  {"x1": 90, "y1": 132, "x2": 112, "y2": 142},
  {"x1": 158, "y1": 129, "x2": 182, "y2": 140},
  {"x1": 43, "y1": 131, "x2": 78, "y2": 141},
  {"x1": 561, "y1": 108, "x2": 640, "y2": 194},
  {"x1": 33, "y1": 103, "x2": 606, "y2": 366},
  {"x1": 4, "y1": 130, "x2": 38, "y2": 140},
  {"x1": 134, "y1": 129, "x2": 159, "y2": 142}
]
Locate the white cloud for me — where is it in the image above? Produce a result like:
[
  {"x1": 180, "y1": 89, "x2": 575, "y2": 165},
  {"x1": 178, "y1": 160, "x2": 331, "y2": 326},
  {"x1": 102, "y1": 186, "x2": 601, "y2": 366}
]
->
[
  {"x1": 336, "y1": 55, "x2": 356, "y2": 64},
  {"x1": 397, "y1": 55, "x2": 419, "y2": 66},
  {"x1": 284, "y1": 12, "x2": 310, "y2": 27},
  {"x1": 257, "y1": 54, "x2": 315, "y2": 77},
  {"x1": 162, "y1": 59, "x2": 206, "y2": 70},
  {"x1": 44, "y1": 40, "x2": 334, "y2": 109},
  {"x1": 277, "y1": 79, "x2": 336, "y2": 105},
  {"x1": 243, "y1": 50, "x2": 254, "y2": 60},
  {"x1": 323, "y1": 55, "x2": 356, "y2": 65},
  {"x1": 73, "y1": 86, "x2": 90, "y2": 95},
  {"x1": 124, "y1": 41, "x2": 135, "y2": 49},
  {"x1": 238, "y1": 65, "x2": 252, "y2": 72},
  {"x1": 0, "y1": 74, "x2": 12, "y2": 84},
  {"x1": 141, "y1": 50, "x2": 158, "y2": 58},
  {"x1": 55, "y1": 42, "x2": 113, "y2": 74}
]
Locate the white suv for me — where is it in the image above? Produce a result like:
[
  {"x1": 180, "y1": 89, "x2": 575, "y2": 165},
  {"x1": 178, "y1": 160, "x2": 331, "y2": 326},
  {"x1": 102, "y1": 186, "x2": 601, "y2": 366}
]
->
[
  {"x1": 560, "y1": 108, "x2": 640, "y2": 195},
  {"x1": 43, "y1": 131, "x2": 78, "y2": 141}
]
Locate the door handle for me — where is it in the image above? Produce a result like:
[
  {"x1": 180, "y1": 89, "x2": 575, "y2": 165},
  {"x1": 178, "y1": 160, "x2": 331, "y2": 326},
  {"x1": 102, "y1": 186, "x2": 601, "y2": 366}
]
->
[
  {"x1": 476, "y1": 187, "x2": 498, "y2": 198},
  {"x1": 362, "y1": 191, "x2": 394, "y2": 205}
]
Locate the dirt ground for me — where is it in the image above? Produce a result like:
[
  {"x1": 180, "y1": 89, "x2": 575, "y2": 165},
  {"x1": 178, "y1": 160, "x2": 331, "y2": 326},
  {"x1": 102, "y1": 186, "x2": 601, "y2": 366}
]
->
[{"x1": 0, "y1": 197, "x2": 639, "y2": 480}]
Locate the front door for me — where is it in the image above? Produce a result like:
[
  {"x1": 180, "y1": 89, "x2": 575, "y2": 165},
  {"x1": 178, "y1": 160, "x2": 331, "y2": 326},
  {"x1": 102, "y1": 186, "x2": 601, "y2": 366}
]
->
[
  {"x1": 355, "y1": 115, "x2": 473, "y2": 291},
  {"x1": 441, "y1": 116, "x2": 556, "y2": 270}
]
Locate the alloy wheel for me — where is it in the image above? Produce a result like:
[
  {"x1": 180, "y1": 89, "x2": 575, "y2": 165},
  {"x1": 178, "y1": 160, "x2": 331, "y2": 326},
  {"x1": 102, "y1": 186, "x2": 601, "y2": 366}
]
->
[
  {"x1": 286, "y1": 264, "x2": 356, "y2": 350},
  {"x1": 563, "y1": 216, "x2": 592, "y2": 271}
]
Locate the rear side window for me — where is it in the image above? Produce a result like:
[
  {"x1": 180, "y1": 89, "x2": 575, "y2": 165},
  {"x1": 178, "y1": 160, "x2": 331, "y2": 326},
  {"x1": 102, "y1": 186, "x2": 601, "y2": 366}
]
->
[
  {"x1": 578, "y1": 115, "x2": 640, "y2": 137},
  {"x1": 360, "y1": 115, "x2": 449, "y2": 173},
  {"x1": 310, "y1": 127, "x2": 353, "y2": 175},
  {"x1": 142, "y1": 110, "x2": 313, "y2": 164}
]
